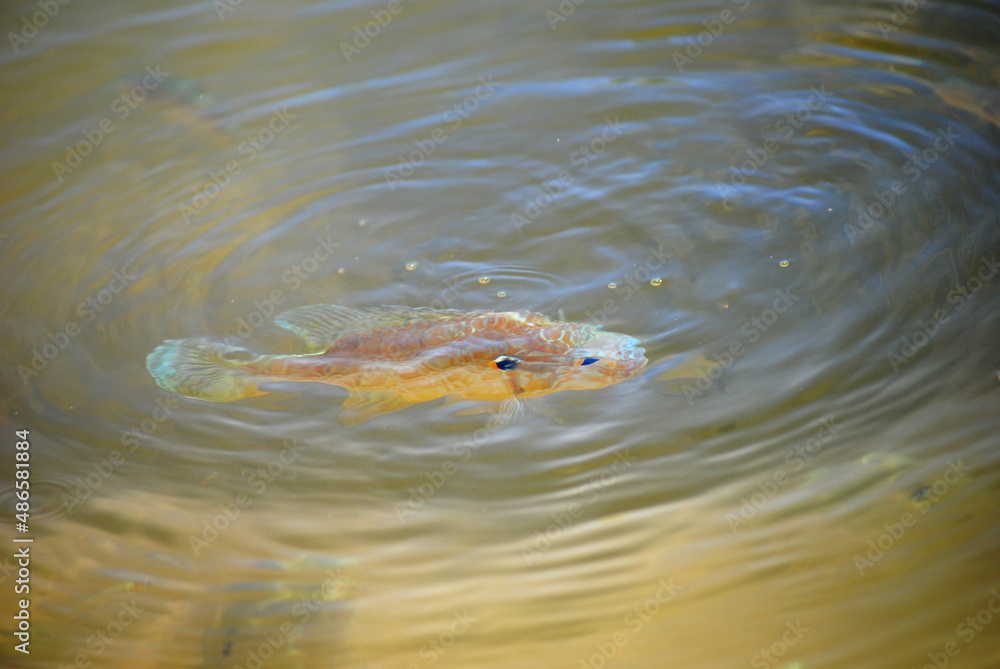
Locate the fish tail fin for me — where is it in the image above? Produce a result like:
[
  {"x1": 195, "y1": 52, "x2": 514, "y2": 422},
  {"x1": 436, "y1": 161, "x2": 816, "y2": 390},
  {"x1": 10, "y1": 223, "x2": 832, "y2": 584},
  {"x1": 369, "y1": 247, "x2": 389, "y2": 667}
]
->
[{"x1": 146, "y1": 338, "x2": 268, "y2": 402}]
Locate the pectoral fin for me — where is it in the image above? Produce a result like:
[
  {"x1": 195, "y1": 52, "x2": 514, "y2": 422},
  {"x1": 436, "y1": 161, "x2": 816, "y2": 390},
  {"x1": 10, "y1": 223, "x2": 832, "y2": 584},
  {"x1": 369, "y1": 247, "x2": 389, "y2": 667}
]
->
[
  {"x1": 338, "y1": 390, "x2": 411, "y2": 425},
  {"x1": 445, "y1": 396, "x2": 533, "y2": 427}
]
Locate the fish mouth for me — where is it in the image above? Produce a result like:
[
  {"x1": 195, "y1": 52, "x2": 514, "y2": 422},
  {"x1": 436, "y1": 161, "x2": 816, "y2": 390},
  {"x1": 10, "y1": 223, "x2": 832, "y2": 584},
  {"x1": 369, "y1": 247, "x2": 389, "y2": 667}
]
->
[
  {"x1": 583, "y1": 346, "x2": 648, "y2": 376},
  {"x1": 516, "y1": 347, "x2": 647, "y2": 377},
  {"x1": 615, "y1": 356, "x2": 648, "y2": 371},
  {"x1": 605, "y1": 355, "x2": 648, "y2": 376}
]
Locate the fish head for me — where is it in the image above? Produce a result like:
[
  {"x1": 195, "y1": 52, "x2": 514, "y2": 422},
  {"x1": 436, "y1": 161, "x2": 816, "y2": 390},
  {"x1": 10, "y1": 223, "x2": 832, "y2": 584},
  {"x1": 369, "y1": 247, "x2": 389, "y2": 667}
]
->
[{"x1": 493, "y1": 327, "x2": 648, "y2": 397}]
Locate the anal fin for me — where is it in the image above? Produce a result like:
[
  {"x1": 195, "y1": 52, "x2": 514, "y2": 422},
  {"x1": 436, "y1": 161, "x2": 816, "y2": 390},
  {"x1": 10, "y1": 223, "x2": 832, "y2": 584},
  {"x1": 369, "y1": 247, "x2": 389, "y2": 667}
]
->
[{"x1": 338, "y1": 390, "x2": 411, "y2": 425}]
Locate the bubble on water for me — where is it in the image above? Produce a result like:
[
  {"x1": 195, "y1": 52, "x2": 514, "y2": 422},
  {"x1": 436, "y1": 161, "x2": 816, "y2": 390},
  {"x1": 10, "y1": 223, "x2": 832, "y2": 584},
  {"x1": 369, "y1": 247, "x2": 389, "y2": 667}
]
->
[
  {"x1": 0, "y1": 477, "x2": 77, "y2": 522},
  {"x1": 496, "y1": 291, "x2": 507, "y2": 298},
  {"x1": 650, "y1": 278, "x2": 663, "y2": 286},
  {"x1": 608, "y1": 283, "x2": 617, "y2": 289},
  {"x1": 478, "y1": 276, "x2": 491, "y2": 285},
  {"x1": 405, "y1": 262, "x2": 418, "y2": 271},
  {"x1": 779, "y1": 260, "x2": 790, "y2": 268}
]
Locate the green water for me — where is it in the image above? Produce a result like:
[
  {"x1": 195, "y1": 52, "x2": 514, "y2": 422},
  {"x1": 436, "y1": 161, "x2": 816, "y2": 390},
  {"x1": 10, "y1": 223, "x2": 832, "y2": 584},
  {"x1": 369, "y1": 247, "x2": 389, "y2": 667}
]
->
[{"x1": 1, "y1": 0, "x2": 999, "y2": 667}]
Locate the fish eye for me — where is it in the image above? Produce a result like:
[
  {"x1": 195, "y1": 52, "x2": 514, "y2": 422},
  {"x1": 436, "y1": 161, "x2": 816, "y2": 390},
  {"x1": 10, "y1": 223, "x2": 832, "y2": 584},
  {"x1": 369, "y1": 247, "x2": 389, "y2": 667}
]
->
[
  {"x1": 493, "y1": 356, "x2": 520, "y2": 370},
  {"x1": 580, "y1": 358, "x2": 599, "y2": 366}
]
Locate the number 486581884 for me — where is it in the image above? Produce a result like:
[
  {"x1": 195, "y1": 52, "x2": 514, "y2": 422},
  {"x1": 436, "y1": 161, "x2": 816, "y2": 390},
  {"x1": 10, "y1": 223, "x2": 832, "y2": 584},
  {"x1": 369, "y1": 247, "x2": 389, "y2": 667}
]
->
[{"x1": 15, "y1": 430, "x2": 30, "y2": 526}]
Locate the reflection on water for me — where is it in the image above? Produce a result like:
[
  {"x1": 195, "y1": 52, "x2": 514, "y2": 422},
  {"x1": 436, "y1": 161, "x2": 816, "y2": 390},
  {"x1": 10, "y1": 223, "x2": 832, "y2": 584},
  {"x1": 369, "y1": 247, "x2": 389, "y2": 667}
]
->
[{"x1": 2, "y1": 0, "x2": 1000, "y2": 667}]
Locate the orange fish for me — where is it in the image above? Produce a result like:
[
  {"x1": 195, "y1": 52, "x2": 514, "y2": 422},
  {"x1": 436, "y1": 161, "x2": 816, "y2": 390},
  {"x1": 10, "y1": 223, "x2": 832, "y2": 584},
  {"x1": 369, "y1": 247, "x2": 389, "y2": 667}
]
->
[{"x1": 147, "y1": 305, "x2": 647, "y2": 424}]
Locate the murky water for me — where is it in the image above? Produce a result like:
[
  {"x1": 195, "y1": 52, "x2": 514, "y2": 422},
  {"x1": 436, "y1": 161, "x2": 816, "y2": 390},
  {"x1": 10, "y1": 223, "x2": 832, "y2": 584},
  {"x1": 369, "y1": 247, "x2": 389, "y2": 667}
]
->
[{"x1": 2, "y1": 0, "x2": 1000, "y2": 667}]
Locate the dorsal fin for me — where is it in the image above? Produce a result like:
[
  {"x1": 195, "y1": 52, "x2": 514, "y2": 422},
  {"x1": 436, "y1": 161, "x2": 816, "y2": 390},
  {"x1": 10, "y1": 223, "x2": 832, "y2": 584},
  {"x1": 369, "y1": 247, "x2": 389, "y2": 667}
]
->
[{"x1": 274, "y1": 305, "x2": 463, "y2": 351}]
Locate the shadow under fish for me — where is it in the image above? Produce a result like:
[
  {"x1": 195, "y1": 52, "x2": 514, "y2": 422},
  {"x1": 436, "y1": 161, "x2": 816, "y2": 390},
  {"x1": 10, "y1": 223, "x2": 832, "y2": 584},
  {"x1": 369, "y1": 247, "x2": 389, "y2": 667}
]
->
[
  {"x1": 204, "y1": 576, "x2": 354, "y2": 669},
  {"x1": 147, "y1": 305, "x2": 648, "y2": 424}
]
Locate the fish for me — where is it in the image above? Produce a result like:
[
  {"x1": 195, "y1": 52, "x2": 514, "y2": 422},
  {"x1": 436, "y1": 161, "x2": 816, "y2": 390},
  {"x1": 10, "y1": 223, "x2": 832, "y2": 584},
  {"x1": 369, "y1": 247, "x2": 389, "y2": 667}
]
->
[{"x1": 146, "y1": 305, "x2": 647, "y2": 424}]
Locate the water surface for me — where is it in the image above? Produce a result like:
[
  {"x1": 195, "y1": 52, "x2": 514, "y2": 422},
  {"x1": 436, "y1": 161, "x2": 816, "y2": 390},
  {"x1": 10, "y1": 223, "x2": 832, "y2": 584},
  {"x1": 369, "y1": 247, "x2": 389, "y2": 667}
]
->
[{"x1": 2, "y1": 0, "x2": 1000, "y2": 667}]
